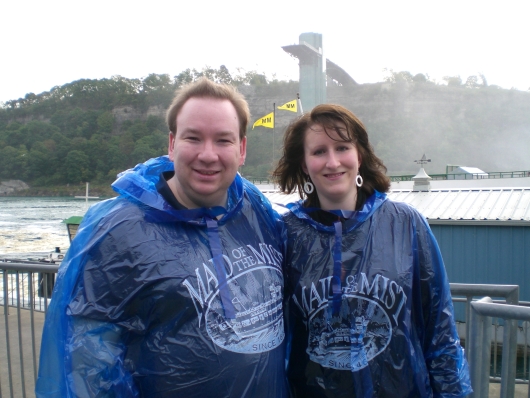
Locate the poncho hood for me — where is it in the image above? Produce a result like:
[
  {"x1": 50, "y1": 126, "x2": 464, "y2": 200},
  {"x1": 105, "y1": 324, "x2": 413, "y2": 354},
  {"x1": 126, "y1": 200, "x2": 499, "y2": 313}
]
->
[
  {"x1": 111, "y1": 155, "x2": 245, "y2": 225},
  {"x1": 286, "y1": 190, "x2": 388, "y2": 233}
]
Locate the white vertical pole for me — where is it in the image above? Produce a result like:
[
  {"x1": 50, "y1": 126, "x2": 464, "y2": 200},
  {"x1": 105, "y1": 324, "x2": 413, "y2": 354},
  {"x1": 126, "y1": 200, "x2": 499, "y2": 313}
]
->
[
  {"x1": 273, "y1": 103, "x2": 276, "y2": 190},
  {"x1": 297, "y1": 93, "x2": 303, "y2": 114}
]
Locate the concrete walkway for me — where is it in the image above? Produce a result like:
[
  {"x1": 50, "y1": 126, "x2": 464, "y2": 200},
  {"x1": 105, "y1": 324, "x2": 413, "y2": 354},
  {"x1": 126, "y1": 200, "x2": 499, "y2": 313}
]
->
[
  {"x1": 1, "y1": 306, "x2": 529, "y2": 397},
  {"x1": 1, "y1": 306, "x2": 44, "y2": 398}
]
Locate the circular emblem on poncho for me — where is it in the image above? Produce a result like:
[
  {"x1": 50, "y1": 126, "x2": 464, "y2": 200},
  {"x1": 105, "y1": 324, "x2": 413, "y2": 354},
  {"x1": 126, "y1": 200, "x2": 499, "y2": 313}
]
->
[
  {"x1": 307, "y1": 295, "x2": 392, "y2": 370},
  {"x1": 205, "y1": 266, "x2": 285, "y2": 353}
]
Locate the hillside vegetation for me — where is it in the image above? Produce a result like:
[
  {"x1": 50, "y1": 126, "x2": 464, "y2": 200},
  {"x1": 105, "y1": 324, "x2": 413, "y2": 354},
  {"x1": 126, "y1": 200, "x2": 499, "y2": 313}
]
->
[{"x1": 1, "y1": 67, "x2": 529, "y2": 194}]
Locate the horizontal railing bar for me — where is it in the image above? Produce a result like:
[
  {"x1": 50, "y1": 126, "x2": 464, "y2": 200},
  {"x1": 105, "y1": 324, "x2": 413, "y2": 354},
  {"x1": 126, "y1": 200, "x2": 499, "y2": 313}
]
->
[
  {"x1": 450, "y1": 283, "x2": 519, "y2": 301},
  {"x1": 0, "y1": 262, "x2": 60, "y2": 273},
  {"x1": 452, "y1": 298, "x2": 530, "y2": 307},
  {"x1": 471, "y1": 301, "x2": 530, "y2": 322}
]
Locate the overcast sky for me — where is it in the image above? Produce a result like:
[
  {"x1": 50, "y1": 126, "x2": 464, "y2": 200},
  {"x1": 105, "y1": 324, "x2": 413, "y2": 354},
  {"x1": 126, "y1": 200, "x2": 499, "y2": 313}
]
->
[{"x1": 1, "y1": 0, "x2": 529, "y2": 104}]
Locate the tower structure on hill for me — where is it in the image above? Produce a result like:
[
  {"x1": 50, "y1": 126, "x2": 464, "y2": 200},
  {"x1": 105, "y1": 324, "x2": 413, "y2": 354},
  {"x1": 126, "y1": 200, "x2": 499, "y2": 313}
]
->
[{"x1": 283, "y1": 32, "x2": 357, "y2": 111}]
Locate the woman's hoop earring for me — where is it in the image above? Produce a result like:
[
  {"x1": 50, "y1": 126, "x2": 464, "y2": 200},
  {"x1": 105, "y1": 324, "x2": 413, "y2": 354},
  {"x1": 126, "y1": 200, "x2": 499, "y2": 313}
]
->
[
  {"x1": 304, "y1": 181, "x2": 314, "y2": 194},
  {"x1": 356, "y1": 174, "x2": 363, "y2": 188}
]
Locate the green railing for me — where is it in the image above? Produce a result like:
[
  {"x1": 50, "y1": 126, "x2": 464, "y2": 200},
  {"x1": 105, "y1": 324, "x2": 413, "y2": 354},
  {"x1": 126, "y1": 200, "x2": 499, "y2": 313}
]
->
[
  {"x1": 245, "y1": 170, "x2": 530, "y2": 185},
  {"x1": 389, "y1": 170, "x2": 530, "y2": 182}
]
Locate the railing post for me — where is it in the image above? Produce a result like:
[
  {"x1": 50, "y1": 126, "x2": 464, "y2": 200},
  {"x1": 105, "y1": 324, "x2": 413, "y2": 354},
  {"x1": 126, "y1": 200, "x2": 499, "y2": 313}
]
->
[
  {"x1": 29, "y1": 271, "x2": 38, "y2": 384},
  {"x1": 501, "y1": 284, "x2": 519, "y2": 398},
  {"x1": 466, "y1": 294, "x2": 473, "y2": 354},
  {"x1": 468, "y1": 297, "x2": 493, "y2": 398},
  {"x1": 500, "y1": 318, "x2": 518, "y2": 398},
  {"x1": 3, "y1": 268, "x2": 15, "y2": 397},
  {"x1": 16, "y1": 272, "x2": 27, "y2": 398}
]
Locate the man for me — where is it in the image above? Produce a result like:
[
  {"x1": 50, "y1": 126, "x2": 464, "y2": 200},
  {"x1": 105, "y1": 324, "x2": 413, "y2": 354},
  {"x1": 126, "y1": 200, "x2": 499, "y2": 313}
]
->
[{"x1": 36, "y1": 78, "x2": 288, "y2": 397}]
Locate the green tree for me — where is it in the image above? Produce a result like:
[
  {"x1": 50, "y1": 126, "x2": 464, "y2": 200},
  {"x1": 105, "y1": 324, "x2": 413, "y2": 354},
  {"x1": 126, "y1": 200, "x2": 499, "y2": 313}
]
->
[
  {"x1": 146, "y1": 115, "x2": 166, "y2": 133},
  {"x1": 65, "y1": 150, "x2": 90, "y2": 183},
  {"x1": 97, "y1": 111, "x2": 114, "y2": 136},
  {"x1": 141, "y1": 74, "x2": 175, "y2": 106},
  {"x1": 383, "y1": 69, "x2": 413, "y2": 84},
  {"x1": 412, "y1": 73, "x2": 427, "y2": 83},
  {"x1": 443, "y1": 75, "x2": 462, "y2": 87},
  {"x1": 27, "y1": 141, "x2": 55, "y2": 181},
  {"x1": 0, "y1": 145, "x2": 28, "y2": 179}
]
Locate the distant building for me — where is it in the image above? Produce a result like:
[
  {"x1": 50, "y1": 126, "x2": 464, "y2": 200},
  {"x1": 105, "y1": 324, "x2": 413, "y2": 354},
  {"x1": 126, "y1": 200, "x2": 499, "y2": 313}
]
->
[{"x1": 446, "y1": 165, "x2": 488, "y2": 180}]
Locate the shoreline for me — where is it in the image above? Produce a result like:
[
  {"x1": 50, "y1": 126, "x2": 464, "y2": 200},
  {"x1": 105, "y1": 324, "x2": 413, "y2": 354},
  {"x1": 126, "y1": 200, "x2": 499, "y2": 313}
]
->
[{"x1": 0, "y1": 181, "x2": 116, "y2": 198}]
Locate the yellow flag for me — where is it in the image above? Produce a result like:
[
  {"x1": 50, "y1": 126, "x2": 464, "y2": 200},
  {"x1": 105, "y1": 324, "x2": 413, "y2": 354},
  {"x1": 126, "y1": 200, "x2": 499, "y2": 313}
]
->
[
  {"x1": 277, "y1": 99, "x2": 297, "y2": 113},
  {"x1": 252, "y1": 112, "x2": 274, "y2": 129}
]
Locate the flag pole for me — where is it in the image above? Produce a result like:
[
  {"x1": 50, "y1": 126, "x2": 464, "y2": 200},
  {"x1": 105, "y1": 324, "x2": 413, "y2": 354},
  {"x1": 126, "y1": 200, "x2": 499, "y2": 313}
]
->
[
  {"x1": 297, "y1": 93, "x2": 303, "y2": 114},
  {"x1": 273, "y1": 103, "x2": 276, "y2": 189},
  {"x1": 273, "y1": 103, "x2": 276, "y2": 165}
]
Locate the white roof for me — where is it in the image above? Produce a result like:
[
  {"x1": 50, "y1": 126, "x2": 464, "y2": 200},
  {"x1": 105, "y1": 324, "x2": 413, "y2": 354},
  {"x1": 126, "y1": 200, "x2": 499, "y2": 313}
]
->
[
  {"x1": 448, "y1": 166, "x2": 487, "y2": 175},
  {"x1": 389, "y1": 188, "x2": 530, "y2": 223},
  {"x1": 261, "y1": 188, "x2": 530, "y2": 225}
]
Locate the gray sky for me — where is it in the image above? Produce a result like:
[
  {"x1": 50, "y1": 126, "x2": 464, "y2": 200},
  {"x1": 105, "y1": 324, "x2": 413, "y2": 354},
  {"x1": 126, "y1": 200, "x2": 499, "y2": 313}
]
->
[{"x1": 2, "y1": 0, "x2": 529, "y2": 104}]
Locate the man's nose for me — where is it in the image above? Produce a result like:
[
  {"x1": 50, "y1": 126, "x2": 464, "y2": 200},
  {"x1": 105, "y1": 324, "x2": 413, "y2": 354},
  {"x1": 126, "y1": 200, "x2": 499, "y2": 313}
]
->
[{"x1": 198, "y1": 141, "x2": 218, "y2": 162}]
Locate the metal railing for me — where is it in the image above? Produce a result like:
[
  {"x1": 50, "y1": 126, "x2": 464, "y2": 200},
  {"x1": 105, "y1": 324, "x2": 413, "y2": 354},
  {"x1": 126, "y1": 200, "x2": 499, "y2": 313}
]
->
[
  {"x1": 1, "y1": 261, "x2": 59, "y2": 398},
  {"x1": 1, "y1": 261, "x2": 530, "y2": 397},
  {"x1": 389, "y1": 170, "x2": 530, "y2": 182},
  {"x1": 246, "y1": 170, "x2": 530, "y2": 185},
  {"x1": 450, "y1": 284, "x2": 530, "y2": 397},
  {"x1": 468, "y1": 297, "x2": 530, "y2": 398}
]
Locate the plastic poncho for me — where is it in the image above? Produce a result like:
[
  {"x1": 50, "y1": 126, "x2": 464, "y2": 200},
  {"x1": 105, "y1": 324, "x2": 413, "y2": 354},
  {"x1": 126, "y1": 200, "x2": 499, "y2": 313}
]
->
[
  {"x1": 36, "y1": 156, "x2": 288, "y2": 398},
  {"x1": 284, "y1": 191, "x2": 472, "y2": 398}
]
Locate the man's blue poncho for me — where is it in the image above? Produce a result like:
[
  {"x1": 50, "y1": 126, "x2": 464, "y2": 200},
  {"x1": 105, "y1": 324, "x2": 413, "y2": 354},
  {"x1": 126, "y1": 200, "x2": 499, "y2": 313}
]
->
[
  {"x1": 36, "y1": 156, "x2": 288, "y2": 397},
  {"x1": 283, "y1": 191, "x2": 472, "y2": 397}
]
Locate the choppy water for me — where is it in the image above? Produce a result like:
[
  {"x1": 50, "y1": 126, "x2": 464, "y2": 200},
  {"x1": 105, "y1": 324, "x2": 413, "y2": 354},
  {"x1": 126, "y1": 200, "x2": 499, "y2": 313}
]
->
[{"x1": 0, "y1": 197, "x2": 103, "y2": 258}]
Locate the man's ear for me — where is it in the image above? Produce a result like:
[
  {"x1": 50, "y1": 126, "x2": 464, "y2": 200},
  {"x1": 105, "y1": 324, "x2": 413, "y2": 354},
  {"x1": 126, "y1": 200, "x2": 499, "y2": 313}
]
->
[
  {"x1": 239, "y1": 136, "x2": 247, "y2": 166},
  {"x1": 168, "y1": 132, "x2": 175, "y2": 161}
]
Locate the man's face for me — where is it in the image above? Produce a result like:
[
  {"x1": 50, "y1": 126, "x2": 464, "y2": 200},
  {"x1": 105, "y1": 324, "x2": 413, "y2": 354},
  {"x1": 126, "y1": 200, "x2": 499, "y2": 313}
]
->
[{"x1": 168, "y1": 97, "x2": 246, "y2": 209}]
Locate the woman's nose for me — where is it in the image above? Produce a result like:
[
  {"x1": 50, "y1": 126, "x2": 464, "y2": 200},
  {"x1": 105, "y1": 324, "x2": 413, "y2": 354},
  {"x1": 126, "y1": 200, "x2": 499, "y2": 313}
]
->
[{"x1": 326, "y1": 151, "x2": 340, "y2": 168}]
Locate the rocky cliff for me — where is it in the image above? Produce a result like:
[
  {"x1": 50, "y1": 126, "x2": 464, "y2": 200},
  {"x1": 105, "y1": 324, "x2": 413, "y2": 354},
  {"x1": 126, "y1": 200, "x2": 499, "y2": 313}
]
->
[{"x1": 0, "y1": 180, "x2": 30, "y2": 195}]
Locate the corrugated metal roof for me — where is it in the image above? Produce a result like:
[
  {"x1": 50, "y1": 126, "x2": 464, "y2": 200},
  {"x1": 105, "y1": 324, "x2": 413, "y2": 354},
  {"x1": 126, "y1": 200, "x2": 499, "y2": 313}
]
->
[
  {"x1": 389, "y1": 188, "x2": 530, "y2": 223},
  {"x1": 261, "y1": 188, "x2": 530, "y2": 224}
]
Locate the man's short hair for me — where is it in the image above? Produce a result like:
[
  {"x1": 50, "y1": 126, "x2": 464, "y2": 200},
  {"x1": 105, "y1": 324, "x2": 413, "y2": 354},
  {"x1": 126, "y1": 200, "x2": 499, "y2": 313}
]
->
[{"x1": 166, "y1": 77, "x2": 250, "y2": 139}]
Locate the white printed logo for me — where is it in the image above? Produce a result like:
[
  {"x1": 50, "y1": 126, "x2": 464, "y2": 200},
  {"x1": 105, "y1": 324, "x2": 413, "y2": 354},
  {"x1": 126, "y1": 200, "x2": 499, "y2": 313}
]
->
[
  {"x1": 294, "y1": 272, "x2": 407, "y2": 371},
  {"x1": 183, "y1": 243, "x2": 285, "y2": 353},
  {"x1": 307, "y1": 296, "x2": 391, "y2": 370}
]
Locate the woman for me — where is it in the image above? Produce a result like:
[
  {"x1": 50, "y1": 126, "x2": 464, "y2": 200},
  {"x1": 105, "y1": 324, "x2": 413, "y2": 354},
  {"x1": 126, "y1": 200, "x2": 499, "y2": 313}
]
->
[{"x1": 273, "y1": 104, "x2": 472, "y2": 397}]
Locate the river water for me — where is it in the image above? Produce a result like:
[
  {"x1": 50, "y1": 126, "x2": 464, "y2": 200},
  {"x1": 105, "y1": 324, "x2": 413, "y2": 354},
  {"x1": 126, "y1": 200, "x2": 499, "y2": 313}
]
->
[
  {"x1": 0, "y1": 197, "x2": 104, "y2": 258},
  {"x1": 0, "y1": 187, "x2": 276, "y2": 259}
]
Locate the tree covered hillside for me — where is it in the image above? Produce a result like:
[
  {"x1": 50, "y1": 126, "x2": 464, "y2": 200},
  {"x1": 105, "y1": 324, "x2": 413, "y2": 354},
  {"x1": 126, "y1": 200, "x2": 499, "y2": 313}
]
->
[
  {"x1": 0, "y1": 66, "x2": 529, "y2": 192},
  {"x1": 0, "y1": 67, "x2": 288, "y2": 188}
]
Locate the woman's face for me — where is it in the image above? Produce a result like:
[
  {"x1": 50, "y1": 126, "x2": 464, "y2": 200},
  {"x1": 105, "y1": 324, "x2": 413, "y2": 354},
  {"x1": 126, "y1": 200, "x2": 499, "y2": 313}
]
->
[{"x1": 302, "y1": 122, "x2": 361, "y2": 211}]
